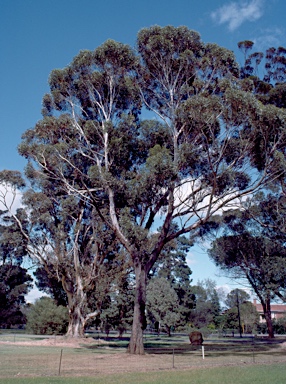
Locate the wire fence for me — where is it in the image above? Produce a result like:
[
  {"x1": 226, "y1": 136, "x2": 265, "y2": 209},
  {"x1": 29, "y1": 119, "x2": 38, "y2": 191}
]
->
[{"x1": 0, "y1": 333, "x2": 286, "y2": 378}]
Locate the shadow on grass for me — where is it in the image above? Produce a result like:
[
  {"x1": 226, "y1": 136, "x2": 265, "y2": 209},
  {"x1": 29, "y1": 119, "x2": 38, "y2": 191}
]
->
[
  {"x1": 80, "y1": 334, "x2": 286, "y2": 358},
  {"x1": 83, "y1": 337, "x2": 130, "y2": 350}
]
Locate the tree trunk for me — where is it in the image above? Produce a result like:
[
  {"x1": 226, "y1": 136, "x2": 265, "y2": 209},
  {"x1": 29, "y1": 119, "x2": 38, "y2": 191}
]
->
[
  {"x1": 62, "y1": 275, "x2": 100, "y2": 338},
  {"x1": 65, "y1": 287, "x2": 87, "y2": 338},
  {"x1": 166, "y1": 326, "x2": 171, "y2": 337},
  {"x1": 66, "y1": 303, "x2": 86, "y2": 338},
  {"x1": 128, "y1": 262, "x2": 147, "y2": 354},
  {"x1": 262, "y1": 297, "x2": 274, "y2": 338}
]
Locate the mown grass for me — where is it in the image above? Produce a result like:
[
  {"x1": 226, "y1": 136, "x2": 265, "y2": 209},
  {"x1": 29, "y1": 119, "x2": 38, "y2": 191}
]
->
[
  {"x1": 1, "y1": 333, "x2": 286, "y2": 381},
  {"x1": 0, "y1": 364, "x2": 286, "y2": 384}
]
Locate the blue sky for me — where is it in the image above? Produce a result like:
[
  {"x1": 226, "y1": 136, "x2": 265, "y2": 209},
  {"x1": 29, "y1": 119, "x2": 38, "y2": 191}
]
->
[{"x1": 1, "y1": 0, "x2": 286, "y2": 299}]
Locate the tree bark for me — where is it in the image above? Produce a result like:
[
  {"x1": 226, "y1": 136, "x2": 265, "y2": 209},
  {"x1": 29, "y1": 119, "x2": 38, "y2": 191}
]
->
[
  {"x1": 128, "y1": 262, "x2": 147, "y2": 354},
  {"x1": 66, "y1": 303, "x2": 86, "y2": 338},
  {"x1": 64, "y1": 285, "x2": 87, "y2": 338}
]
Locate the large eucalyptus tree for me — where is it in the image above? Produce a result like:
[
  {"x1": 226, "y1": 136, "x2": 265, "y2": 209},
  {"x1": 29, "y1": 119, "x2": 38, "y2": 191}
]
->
[{"x1": 17, "y1": 26, "x2": 286, "y2": 353}]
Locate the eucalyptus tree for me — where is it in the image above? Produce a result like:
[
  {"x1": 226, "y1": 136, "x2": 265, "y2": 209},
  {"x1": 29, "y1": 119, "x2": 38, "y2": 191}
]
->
[
  {"x1": 0, "y1": 170, "x2": 122, "y2": 337},
  {"x1": 18, "y1": 27, "x2": 286, "y2": 353},
  {"x1": 239, "y1": 40, "x2": 286, "y2": 105}
]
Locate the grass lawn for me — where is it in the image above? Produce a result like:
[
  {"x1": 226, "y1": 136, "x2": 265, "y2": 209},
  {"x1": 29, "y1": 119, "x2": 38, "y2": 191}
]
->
[
  {"x1": 1, "y1": 332, "x2": 286, "y2": 382},
  {"x1": 0, "y1": 364, "x2": 286, "y2": 384}
]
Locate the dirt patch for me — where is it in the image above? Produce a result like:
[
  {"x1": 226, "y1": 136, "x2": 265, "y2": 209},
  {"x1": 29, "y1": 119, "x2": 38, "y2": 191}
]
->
[{"x1": 0, "y1": 336, "x2": 107, "y2": 348}]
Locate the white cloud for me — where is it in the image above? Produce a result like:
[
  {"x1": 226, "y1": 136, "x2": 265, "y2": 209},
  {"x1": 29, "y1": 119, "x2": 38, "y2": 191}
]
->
[
  {"x1": 211, "y1": 0, "x2": 264, "y2": 31},
  {"x1": 186, "y1": 250, "x2": 198, "y2": 266},
  {"x1": 251, "y1": 27, "x2": 285, "y2": 50},
  {"x1": 173, "y1": 177, "x2": 248, "y2": 222},
  {"x1": 25, "y1": 285, "x2": 48, "y2": 303},
  {"x1": 0, "y1": 183, "x2": 23, "y2": 214}
]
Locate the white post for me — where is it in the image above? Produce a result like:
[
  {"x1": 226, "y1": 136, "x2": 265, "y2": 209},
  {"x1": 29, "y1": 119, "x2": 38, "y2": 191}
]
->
[{"x1": 202, "y1": 346, "x2": 205, "y2": 360}]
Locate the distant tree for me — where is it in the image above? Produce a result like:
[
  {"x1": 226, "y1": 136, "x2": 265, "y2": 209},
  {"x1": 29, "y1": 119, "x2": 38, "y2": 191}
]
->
[
  {"x1": 26, "y1": 297, "x2": 69, "y2": 335},
  {"x1": 240, "y1": 302, "x2": 259, "y2": 334},
  {"x1": 0, "y1": 264, "x2": 32, "y2": 328},
  {"x1": 206, "y1": 189, "x2": 286, "y2": 339},
  {"x1": 208, "y1": 230, "x2": 286, "y2": 338},
  {"x1": 225, "y1": 289, "x2": 250, "y2": 308},
  {"x1": 150, "y1": 229, "x2": 195, "y2": 324},
  {"x1": 222, "y1": 290, "x2": 259, "y2": 334},
  {"x1": 189, "y1": 279, "x2": 221, "y2": 329},
  {"x1": 147, "y1": 277, "x2": 181, "y2": 336},
  {"x1": 222, "y1": 302, "x2": 259, "y2": 334},
  {"x1": 97, "y1": 271, "x2": 134, "y2": 338}
]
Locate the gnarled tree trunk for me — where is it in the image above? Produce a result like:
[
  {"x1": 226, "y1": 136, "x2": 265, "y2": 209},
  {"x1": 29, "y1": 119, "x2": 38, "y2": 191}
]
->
[
  {"x1": 66, "y1": 302, "x2": 86, "y2": 338},
  {"x1": 65, "y1": 288, "x2": 87, "y2": 338}
]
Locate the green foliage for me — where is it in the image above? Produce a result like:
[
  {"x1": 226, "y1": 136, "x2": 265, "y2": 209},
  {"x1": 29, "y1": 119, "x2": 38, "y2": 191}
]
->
[
  {"x1": 189, "y1": 279, "x2": 221, "y2": 329},
  {"x1": 150, "y1": 229, "x2": 195, "y2": 326},
  {"x1": 208, "y1": 207, "x2": 286, "y2": 303},
  {"x1": 207, "y1": 195, "x2": 286, "y2": 338},
  {"x1": 0, "y1": 264, "x2": 32, "y2": 327},
  {"x1": 0, "y1": 209, "x2": 29, "y2": 265},
  {"x1": 34, "y1": 266, "x2": 68, "y2": 306},
  {"x1": 272, "y1": 316, "x2": 286, "y2": 334},
  {"x1": 147, "y1": 277, "x2": 181, "y2": 335},
  {"x1": 0, "y1": 170, "x2": 25, "y2": 189},
  {"x1": 222, "y1": 290, "x2": 259, "y2": 334},
  {"x1": 98, "y1": 274, "x2": 134, "y2": 337},
  {"x1": 26, "y1": 297, "x2": 68, "y2": 335},
  {"x1": 225, "y1": 289, "x2": 250, "y2": 308}
]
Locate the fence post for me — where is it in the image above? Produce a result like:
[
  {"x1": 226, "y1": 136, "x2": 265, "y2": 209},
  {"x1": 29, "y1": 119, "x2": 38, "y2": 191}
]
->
[
  {"x1": 202, "y1": 346, "x2": 205, "y2": 360},
  {"x1": 252, "y1": 336, "x2": 255, "y2": 363},
  {"x1": 58, "y1": 349, "x2": 63, "y2": 376}
]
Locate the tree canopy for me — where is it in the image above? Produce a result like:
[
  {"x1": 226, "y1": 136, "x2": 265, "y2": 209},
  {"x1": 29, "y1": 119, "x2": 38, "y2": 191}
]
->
[
  {"x1": 0, "y1": 25, "x2": 285, "y2": 353},
  {"x1": 0, "y1": 264, "x2": 32, "y2": 328},
  {"x1": 208, "y1": 193, "x2": 286, "y2": 338},
  {"x1": 0, "y1": 207, "x2": 32, "y2": 328}
]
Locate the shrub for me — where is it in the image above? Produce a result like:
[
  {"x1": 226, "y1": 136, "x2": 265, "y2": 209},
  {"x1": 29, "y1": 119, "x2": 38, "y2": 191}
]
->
[
  {"x1": 273, "y1": 317, "x2": 286, "y2": 334},
  {"x1": 26, "y1": 297, "x2": 68, "y2": 335}
]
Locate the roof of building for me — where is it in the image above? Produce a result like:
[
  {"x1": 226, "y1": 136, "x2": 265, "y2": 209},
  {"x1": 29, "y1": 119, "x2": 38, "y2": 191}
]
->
[{"x1": 253, "y1": 300, "x2": 286, "y2": 313}]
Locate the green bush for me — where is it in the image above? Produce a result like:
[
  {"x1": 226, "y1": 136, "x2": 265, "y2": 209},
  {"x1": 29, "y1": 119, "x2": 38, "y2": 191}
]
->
[
  {"x1": 26, "y1": 297, "x2": 68, "y2": 335},
  {"x1": 273, "y1": 317, "x2": 286, "y2": 334}
]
